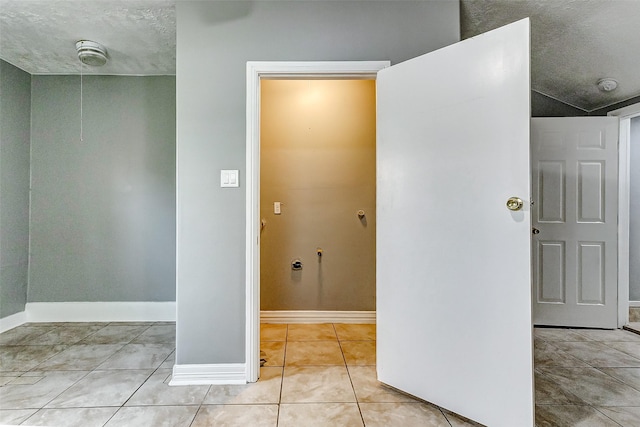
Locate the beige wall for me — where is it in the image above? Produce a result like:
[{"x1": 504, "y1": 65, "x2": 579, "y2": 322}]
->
[{"x1": 260, "y1": 80, "x2": 376, "y2": 311}]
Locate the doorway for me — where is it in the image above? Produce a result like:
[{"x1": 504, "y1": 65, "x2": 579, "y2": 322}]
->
[
  {"x1": 609, "y1": 102, "x2": 640, "y2": 326},
  {"x1": 259, "y1": 79, "x2": 376, "y2": 314},
  {"x1": 630, "y1": 117, "x2": 640, "y2": 314},
  {"x1": 245, "y1": 62, "x2": 389, "y2": 382}
]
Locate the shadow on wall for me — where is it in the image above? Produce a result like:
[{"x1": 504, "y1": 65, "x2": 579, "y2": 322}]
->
[{"x1": 192, "y1": 1, "x2": 254, "y2": 25}]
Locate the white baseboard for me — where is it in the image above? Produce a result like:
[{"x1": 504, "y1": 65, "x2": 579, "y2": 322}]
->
[
  {"x1": 170, "y1": 363, "x2": 246, "y2": 386},
  {"x1": 260, "y1": 310, "x2": 376, "y2": 324},
  {"x1": 630, "y1": 301, "x2": 640, "y2": 308},
  {"x1": 0, "y1": 310, "x2": 27, "y2": 333},
  {"x1": 25, "y1": 301, "x2": 176, "y2": 323}
]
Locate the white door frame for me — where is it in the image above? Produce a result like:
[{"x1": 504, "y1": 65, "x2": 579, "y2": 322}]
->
[
  {"x1": 245, "y1": 61, "x2": 389, "y2": 382},
  {"x1": 609, "y1": 102, "x2": 640, "y2": 327}
]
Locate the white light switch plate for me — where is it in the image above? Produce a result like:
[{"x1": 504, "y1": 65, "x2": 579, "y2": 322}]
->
[{"x1": 221, "y1": 170, "x2": 239, "y2": 188}]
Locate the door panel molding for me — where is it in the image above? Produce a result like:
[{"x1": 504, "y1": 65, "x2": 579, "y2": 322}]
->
[{"x1": 531, "y1": 117, "x2": 618, "y2": 328}]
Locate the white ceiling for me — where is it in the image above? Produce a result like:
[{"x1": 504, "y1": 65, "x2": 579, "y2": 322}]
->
[
  {"x1": 0, "y1": 0, "x2": 175, "y2": 75},
  {"x1": 1, "y1": 1, "x2": 639, "y2": 111},
  {"x1": 461, "y1": 0, "x2": 640, "y2": 112}
]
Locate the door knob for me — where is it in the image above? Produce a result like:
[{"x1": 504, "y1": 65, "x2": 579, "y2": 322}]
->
[
  {"x1": 532, "y1": 227, "x2": 540, "y2": 235},
  {"x1": 506, "y1": 197, "x2": 524, "y2": 211}
]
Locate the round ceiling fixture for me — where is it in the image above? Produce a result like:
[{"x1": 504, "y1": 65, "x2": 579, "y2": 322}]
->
[
  {"x1": 76, "y1": 40, "x2": 108, "y2": 66},
  {"x1": 597, "y1": 78, "x2": 618, "y2": 92}
]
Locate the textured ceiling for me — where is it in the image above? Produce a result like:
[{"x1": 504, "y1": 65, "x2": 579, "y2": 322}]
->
[
  {"x1": 461, "y1": 0, "x2": 640, "y2": 111},
  {"x1": 1, "y1": 1, "x2": 638, "y2": 111},
  {"x1": 0, "y1": 0, "x2": 175, "y2": 75}
]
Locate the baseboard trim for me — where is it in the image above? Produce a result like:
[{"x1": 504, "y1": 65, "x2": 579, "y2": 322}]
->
[
  {"x1": 170, "y1": 363, "x2": 246, "y2": 386},
  {"x1": 629, "y1": 301, "x2": 640, "y2": 308},
  {"x1": 25, "y1": 302, "x2": 176, "y2": 323},
  {"x1": 260, "y1": 310, "x2": 376, "y2": 324},
  {"x1": 0, "y1": 311, "x2": 27, "y2": 333}
]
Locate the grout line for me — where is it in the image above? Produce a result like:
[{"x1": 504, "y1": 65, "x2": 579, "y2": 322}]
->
[
  {"x1": 589, "y1": 408, "x2": 626, "y2": 427},
  {"x1": 274, "y1": 324, "x2": 289, "y2": 426},
  {"x1": 333, "y1": 323, "x2": 366, "y2": 426},
  {"x1": 186, "y1": 405, "x2": 200, "y2": 427},
  {"x1": 438, "y1": 406, "x2": 455, "y2": 427}
]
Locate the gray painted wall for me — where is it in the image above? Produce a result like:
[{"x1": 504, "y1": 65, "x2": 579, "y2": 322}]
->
[
  {"x1": 531, "y1": 91, "x2": 587, "y2": 117},
  {"x1": 0, "y1": 60, "x2": 31, "y2": 318},
  {"x1": 29, "y1": 75, "x2": 176, "y2": 302},
  {"x1": 630, "y1": 116, "x2": 640, "y2": 301},
  {"x1": 590, "y1": 96, "x2": 640, "y2": 116},
  {"x1": 176, "y1": 1, "x2": 460, "y2": 364}
]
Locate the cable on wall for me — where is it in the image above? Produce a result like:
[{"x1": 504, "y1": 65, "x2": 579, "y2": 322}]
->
[{"x1": 75, "y1": 40, "x2": 109, "y2": 142}]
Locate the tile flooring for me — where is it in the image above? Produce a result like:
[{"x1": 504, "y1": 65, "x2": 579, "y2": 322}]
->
[{"x1": 0, "y1": 322, "x2": 639, "y2": 426}]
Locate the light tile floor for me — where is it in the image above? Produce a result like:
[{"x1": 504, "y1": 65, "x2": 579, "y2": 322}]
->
[{"x1": 0, "y1": 322, "x2": 639, "y2": 426}]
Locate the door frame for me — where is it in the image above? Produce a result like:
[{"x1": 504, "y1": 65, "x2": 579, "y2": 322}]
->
[
  {"x1": 609, "y1": 102, "x2": 640, "y2": 327},
  {"x1": 245, "y1": 61, "x2": 389, "y2": 382}
]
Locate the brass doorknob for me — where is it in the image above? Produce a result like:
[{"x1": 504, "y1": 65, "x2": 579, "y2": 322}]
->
[{"x1": 506, "y1": 197, "x2": 524, "y2": 211}]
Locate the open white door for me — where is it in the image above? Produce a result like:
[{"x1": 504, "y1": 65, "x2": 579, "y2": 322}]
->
[
  {"x1": 377, "y1": 19, "x2": 533, "y2": 427},
  {"x1": 531, "y1": 117, "x2": 619, "y2": 328}
]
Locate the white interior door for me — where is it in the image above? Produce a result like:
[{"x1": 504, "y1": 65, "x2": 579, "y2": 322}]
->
[
  {"x1": 531, "y1": 117, "x2": 619, "y2": 328},
  {"x1": 377, "y1": 19, "x2": 533, "y2": 427}
]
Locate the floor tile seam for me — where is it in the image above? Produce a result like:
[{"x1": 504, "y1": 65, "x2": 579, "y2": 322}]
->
[
  {"x1": 284, "y1": 365, "x2": 347, "y2": 368},
  {"x1": 32, "y1": 342, "x2": 125, "y2": 372},
  {"x1": 186, "y1": 404, "x2": 203, "y2": 427},
  {"x1": 533, "y1": 369, "x2": 590, "y2": 406},
  {"x1": 279, "y1": 399, "x2": 358, "y2": 404},
  {"x1": 437, "y1": 407, "x2": 455, "y2": 427},
  {"x1": 117, "y1": 367, "x2": 163, "y2": 409},
  {"x1": 587, "y1": 342, "x2": 640, "y2": 362},
  {"x1": 599, "y1": 345, "x2": 640, "y2": 362},
  {"x1": 276, "y1": 344, "x2": 286, "y2": 410},
  {"x1": 0, "y1": 343, "x2": 72, "y2": 347},
  {"x1": 602, "y1": 341, "x2": 640, "y2": 354},
  {"x1": 340, "y1": 341, "x2": 366, "y2": 426},
  {"x1": 99, "y1": 404, "x2": 122, "y2": 427},
  {"x1": 593, "y1": 366, "x2": 640, "y2": 392},
  {"x1": 198, "y1": 403, "x2": 281, "y2": 407},
  {"x1": 534, "y1": 403, "x2": 604, "y2": 407},
  {"x1": 569, "y1": 329, "x2": 601, "y2": 341},
  {"x1": 118, "y1": 403, "x2": 204, "y2": 407},
  {"x1": 591, "y1": 406, "x2": 630, "y2": 427},
  {"x1": 82, "y1": 324, "x2": 152, "y2": 345},
  {"x1": 20, "y1": 366, "x2": 94, "y2": 411},
  {"x1": 535, "y1": 402, "x2": 624, "y2": 426}
]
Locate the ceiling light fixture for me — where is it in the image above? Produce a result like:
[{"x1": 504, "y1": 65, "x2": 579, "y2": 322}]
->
[
  {"x1": 597, "y1": 78, "x2": 618, "y2": 92},
  {"x1": 76, "y1": 40, "x2": 108, "y2": 66}
]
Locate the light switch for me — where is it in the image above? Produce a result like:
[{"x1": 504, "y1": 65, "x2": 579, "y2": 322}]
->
[
  {"x1": 221, "y1": 170, "x2": 239, "y2": 188},
  {"x1": 274, "y1": 202, "x2": 281, "y2": 214}
]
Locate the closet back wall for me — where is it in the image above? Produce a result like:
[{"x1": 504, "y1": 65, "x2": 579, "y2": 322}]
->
[
  {"x1": 29, "y1": 75, "x2": 176, "y2": 303},
  {"x1": 260, "y1": 80, "x2": 375, "y2": 311}
]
